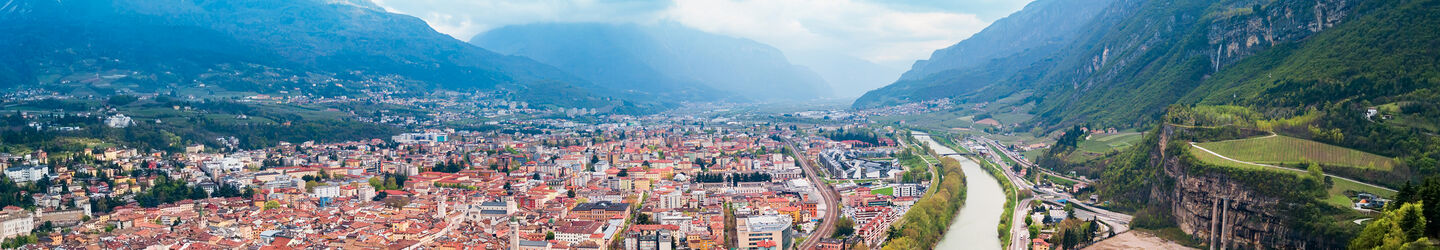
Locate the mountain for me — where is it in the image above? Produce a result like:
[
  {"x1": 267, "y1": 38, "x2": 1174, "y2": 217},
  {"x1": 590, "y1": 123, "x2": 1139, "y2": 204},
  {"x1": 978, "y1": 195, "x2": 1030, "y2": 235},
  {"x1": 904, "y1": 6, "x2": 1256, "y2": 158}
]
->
[
  {"x1": 471, "y1": 23, "x2": 832, "y2": 102},
  {"x1": 0, "y1": 0, "x2": 648, "y2": 110},
  {"x1": 852, "y1": 0, "x2": 1118, "y2": 108},
  {"x1": 860, "y1": 0, "x2": 1440, "y2": 133}
]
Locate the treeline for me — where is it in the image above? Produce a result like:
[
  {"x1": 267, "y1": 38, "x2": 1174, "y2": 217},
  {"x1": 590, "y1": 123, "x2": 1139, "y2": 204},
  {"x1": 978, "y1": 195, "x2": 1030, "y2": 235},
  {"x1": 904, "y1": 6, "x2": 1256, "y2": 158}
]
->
[
  {"x1": 692, "y1": 173, "x2": 772, "y2": 183},
  {"x1": 882, "y1": 157, "x2": 967, "y2": 249},
  {"x1": 819, "y1": 128, "x2": 881, "y2": 146},
  {"x1": 135, "y1": 174, "x2": 253, "y2": 207},
  {"x1": 1365, "y1": 177, "x2": 1440, "y2": 245},
  {"x1": 368, "y1": 174, "x2": 409, "y2": 191},
  {"x1": 432, "y1": 159, "x2": 470, "y2": 173},
  {"x1": 2, "y1": 99, "x2": 402, "y2": 154},
  {"x1": 0, "y1": 175, "x2": 48, "y2": 209}
]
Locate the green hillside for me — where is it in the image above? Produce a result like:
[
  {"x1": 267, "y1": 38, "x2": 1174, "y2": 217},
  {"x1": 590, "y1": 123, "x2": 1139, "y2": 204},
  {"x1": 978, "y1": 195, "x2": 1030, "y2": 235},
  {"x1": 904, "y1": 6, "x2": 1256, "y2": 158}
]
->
[{"x1": 1197, "y1": 135, "x2": 1397, "y2": 170}]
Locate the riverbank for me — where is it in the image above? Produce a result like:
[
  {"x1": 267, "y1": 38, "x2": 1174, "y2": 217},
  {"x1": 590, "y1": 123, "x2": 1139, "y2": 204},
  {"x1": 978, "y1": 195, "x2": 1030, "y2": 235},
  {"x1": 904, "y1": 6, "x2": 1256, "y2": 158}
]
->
[
  {"x1": 882, "y1": 133, "x2": 970, "y2": 249},
  {"x1": 920, "y1": 134, "x2": 1006, "y2": 250},
  {"x1": 935, "y1": 133, "x2": 1025, "y2": 248}
]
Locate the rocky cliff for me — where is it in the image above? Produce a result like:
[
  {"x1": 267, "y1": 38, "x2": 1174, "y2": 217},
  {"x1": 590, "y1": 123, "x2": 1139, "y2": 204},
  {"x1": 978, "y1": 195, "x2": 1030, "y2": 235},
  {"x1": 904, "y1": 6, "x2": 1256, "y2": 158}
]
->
[{"x1": 1145, "y1": 125, "x2": 1350, "y2": 249}]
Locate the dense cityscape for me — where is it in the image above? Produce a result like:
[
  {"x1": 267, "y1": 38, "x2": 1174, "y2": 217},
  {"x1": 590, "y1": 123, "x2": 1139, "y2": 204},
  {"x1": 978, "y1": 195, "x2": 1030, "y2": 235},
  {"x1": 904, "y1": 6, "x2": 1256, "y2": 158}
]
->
[{"x1": 5, "y1": 0, "x2": 1438, "y2": 249}]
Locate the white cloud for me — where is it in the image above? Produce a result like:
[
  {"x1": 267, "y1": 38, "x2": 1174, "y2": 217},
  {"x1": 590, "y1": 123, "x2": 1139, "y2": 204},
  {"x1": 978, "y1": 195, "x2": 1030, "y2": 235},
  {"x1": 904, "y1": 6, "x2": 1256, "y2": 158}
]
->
[
  {"x1": 662, "y1": 0, "x2": 990, "y2": 67},
  {"x1": 371, "y1": 0, "x2": 670, "y2": 40},
  {"x1": 371, "y1": 0, "x2": 1013, "y2": 92}
]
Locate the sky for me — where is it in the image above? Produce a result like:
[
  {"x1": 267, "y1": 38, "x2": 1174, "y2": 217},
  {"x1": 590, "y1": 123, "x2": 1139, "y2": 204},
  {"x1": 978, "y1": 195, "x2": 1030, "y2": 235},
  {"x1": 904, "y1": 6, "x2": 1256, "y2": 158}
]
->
[{"x1": 370, "y1": 0, "x2": 1035, "y2": 97}]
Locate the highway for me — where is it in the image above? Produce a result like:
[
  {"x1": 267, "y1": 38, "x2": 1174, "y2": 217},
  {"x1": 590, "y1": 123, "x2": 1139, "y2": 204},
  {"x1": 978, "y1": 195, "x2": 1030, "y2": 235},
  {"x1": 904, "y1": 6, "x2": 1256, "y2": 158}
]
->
[
  {"x1": 787, "y1": 138, "x2": 841, "y2": 250},
  {"x1": 967, "y1": 135, "x2": 1132, "y2": 249},
  {"x1": 977, "y1": 137, "x2": 1088, "y2": 185}
]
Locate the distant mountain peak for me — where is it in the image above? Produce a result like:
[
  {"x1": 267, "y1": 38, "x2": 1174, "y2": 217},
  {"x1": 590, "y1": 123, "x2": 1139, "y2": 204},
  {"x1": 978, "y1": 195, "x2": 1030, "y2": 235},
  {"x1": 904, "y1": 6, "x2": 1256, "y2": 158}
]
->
[{"x1": 472, "y1": 22, "x2": 832, "y2": 102}]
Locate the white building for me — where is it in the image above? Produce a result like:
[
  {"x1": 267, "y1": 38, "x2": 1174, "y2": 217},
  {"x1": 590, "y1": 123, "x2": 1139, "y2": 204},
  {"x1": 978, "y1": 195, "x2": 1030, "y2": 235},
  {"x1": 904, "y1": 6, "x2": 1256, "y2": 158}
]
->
[
  {"x1": 657, "y1": 190, "x2": 685, "y2": 209},
  {"x1": 313, "y1": 184, "x2": 340, "y2": 198},
  {"x1": 894, "y1": 184, "x2": 923, "y2": 197},
  {"x1": 391, "y1": 132, "x2": 448, "y2": 144},
  {"x1": 738, "y1": 215, "x2": 792, "y2": 250},
  {"x1": 4, "y1": 165, "x2": 48, "y2": 183},
  {"x1": 0, "y1": 206, "x2": 33, "y2": 240},
  {"x1": 202, "y1": 157, "x2": 245, "y2": 175},
  {"x1": 105, "y1": 114, "x2": 134, "y2": 128}
]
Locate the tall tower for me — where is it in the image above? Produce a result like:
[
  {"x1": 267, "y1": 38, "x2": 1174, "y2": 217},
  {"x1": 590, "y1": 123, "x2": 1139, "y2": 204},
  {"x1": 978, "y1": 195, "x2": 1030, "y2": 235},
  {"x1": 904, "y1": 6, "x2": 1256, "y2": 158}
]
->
[
  {"x1": 509, "y1": 219, "x2": 520, "y2": 250},
  {"x1": 436, "y1": 193, "x2": 447, "y2": 219}
]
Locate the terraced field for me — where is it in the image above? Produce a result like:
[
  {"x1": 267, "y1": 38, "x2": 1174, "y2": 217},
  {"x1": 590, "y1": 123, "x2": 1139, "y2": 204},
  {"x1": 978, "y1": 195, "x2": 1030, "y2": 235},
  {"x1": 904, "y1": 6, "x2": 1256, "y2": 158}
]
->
[{"x1": 1196, "y1": 135, "x2": 1395, "y2": 170}]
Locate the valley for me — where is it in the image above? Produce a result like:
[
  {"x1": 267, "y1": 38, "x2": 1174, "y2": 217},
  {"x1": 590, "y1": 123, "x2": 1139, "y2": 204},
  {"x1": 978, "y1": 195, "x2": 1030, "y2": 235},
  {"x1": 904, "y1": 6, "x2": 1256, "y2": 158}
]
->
[{"x1": 1, "y1": 0, "x2": 1437, "y2": 249}]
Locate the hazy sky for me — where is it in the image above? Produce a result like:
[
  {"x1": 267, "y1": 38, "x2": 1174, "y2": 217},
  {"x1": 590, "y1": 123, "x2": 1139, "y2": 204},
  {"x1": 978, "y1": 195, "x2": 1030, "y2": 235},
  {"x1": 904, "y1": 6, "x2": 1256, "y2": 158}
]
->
[{"x1": 371, "y1": 0, "x2": 1034, "y2": 96}]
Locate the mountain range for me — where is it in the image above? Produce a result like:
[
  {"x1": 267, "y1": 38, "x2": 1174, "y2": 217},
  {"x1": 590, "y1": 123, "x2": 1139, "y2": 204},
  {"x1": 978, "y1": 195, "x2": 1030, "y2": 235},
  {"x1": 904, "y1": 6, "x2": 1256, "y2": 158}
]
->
[
  {"x1": 856, "y1": 0, "x2": 1439, "y2": 131},
  {"x1": 0, "y1": 0, "x2": 834, "y2": 112},
  {"x1": 471, "y1": 23, "x2": 832, "y2": 102},
  {"x1": 0, "y1": 0, "x2": 656, "y2": 108}
]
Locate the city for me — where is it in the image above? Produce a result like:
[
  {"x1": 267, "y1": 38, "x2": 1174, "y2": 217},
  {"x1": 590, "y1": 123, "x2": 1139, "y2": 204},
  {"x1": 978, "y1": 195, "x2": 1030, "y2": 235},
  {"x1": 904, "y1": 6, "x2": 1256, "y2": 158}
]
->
[{"x1": 4, "y1": 0, "x2": 1438, "y2": 249}]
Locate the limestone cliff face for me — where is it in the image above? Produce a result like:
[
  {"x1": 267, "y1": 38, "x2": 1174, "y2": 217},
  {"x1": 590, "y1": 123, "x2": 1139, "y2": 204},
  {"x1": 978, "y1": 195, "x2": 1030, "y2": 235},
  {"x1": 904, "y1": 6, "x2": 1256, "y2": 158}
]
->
[
  {"x1": 1148, "y1": 126, "x2": 1346, "y2": 249},
  {"x1": 1206, "y1": 0, "x2": 1352, "y2": 70}
]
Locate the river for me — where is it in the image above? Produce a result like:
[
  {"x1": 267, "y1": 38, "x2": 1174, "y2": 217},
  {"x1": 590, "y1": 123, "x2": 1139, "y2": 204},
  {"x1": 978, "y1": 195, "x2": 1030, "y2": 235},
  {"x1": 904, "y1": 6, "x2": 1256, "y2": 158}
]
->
[{"x1": 917, "y1": 134, "x2": 1006, "y2": 250}]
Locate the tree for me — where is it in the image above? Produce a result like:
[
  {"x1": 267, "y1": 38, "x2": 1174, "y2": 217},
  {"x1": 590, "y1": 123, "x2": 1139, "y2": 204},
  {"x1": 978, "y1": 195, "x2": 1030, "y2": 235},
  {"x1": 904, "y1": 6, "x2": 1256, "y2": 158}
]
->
[
  {"x1": 369, "y1": 177, "x2": 383, "y2": 190},
  {"x1": 264, "y1": 200, "x2": 281, "y2": 210},
  {"x1": 1352, "y1": 202, "x2": 1429, "y2": 249},
  {"x1": 305, "y1": 180, "x2": 319, "y2": 193},
  {"x1": 635, "y1": 213, "x2": 653, "y2": 225},
  {"x1": 566, "y1": 189, "x2": 576, "y2": 198},
  {"x1": 546, "y1": 231, "x2": 555, "y2": 240},
  {"x1": 833, "y1": 217, "x2": 855, "y2": 238}
]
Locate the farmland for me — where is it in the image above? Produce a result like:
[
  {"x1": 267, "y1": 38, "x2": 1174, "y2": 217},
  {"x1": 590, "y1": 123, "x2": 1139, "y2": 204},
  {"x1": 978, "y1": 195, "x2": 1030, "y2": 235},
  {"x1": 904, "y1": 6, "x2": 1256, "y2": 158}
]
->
[{"x1": 1195, "y1": 135, "x2": 1395, "y2": 171}]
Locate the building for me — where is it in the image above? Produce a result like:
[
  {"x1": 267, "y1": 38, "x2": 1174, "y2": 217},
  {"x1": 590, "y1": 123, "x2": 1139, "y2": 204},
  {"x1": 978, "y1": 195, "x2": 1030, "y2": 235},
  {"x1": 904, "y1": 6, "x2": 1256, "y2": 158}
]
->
[
  {"x1": 105, "y1": 114, "x2": 133, "y2": 128},
  {"x1": 0, "y1": 206, "x2": 33, "y2": 240},
  {"x1": 4, "y1": 165, "x2": 48, "y2": 183},
  {"x1": 893, "y1": 184, "x2": 923, "y2": 197},
  {"x1": 623, "y1": 229, "x2": 674, "y2": 250},
  {"x1": 312, "y1": 184, "x2": 340, "y2": 198},
  {"x1": 737, "y1": 215, "x2": 791, "y2": 250},
  {"x1": 657, "y1": 190, "x2": 684, "y2": 209},
  {"x1": 555, "y1": 220, "x2": 604, "y2": 245},
  {"x1": 392, "y1": 132, "x2": 449, "y2": 144},
  {"x1": 571, "y1": 201, "x2": 630, "y2": 221},
  {"x1": 816, "y1": 239, "x2": 845, "y2": 250}
]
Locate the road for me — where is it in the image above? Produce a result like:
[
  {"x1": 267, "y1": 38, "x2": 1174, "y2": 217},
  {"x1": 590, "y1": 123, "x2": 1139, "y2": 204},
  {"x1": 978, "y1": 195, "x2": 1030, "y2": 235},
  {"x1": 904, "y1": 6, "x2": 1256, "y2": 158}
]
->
[
  {"x1": 1010, "y1": 197, "x2": 1036, "y2": 250},
  {"x1": 966, "y1": 135, "x2": 1133, "y2": 249},
  {"x1": 978, "y1": 137, "x2": 1087, "y2": 185},
  {"x1": 787, "y1": 138, "x2": 841, "y2": 250}
]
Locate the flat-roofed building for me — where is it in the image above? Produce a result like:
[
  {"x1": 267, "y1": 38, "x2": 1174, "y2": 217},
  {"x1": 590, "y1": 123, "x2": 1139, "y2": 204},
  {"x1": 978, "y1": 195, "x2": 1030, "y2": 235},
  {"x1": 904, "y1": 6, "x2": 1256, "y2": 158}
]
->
[{"x1": 737, "y1": 215, "x2": 791, "y2": 250}]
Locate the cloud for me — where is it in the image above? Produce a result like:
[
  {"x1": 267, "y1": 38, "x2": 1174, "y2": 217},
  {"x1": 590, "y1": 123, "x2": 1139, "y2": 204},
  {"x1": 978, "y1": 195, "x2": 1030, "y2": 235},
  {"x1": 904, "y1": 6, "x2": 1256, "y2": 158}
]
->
[
  {"x1": 662, "y1": 0, "x2": 991, "y2": 66},
  {"x1": 371, "y1": 0, "x2": 672, "y2": 40},
  {"x1": 371, "y1": 0, "x2": 1026, "y2": 92}
]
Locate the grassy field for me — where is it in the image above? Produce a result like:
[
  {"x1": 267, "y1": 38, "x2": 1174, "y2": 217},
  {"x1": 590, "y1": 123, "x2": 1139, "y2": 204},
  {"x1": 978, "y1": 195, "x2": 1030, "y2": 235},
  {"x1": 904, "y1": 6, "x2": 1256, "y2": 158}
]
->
[
  {"x1": 1186, "y1": 144, "x2": 1276, "y2": 171},
  {"x1": 871, "y1": 187, "x2": 895, "y2": 196},
  {"x1": 1196, "y1": 135, "x2": 1396, "y2": 170},
  {"x1": 1021, "y1": 150, "x2": 1043, "y2": 162},
  {"x1": 1325, "y1": 177, "x2": 1397, "y2": 208},
  {"x1": 1043, "y1": 173, "x2": 1079, "y2": 186}
]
